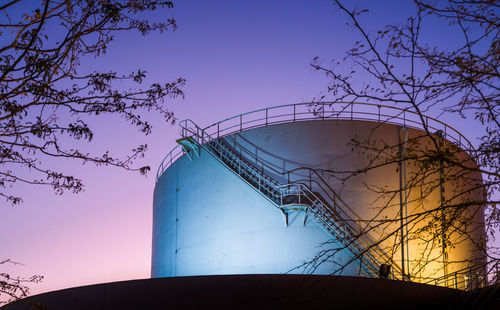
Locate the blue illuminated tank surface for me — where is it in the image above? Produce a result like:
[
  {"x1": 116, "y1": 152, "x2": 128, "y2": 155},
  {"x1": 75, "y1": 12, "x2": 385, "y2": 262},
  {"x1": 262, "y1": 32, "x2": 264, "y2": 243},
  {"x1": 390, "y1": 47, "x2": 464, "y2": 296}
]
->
[
  {"x1": 151, "y1": 103, "x2": 486, "y2": 280},
  {"x1": 152, "y1": 120, "x2": 363, "y2": 277}
]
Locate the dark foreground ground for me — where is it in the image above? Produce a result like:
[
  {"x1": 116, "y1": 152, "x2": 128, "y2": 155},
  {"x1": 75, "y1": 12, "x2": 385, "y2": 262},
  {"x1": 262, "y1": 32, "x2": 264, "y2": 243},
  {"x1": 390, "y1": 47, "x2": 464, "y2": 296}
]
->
[{"x1": 3, "y1": 274, "x2": 499, "y2": 310}]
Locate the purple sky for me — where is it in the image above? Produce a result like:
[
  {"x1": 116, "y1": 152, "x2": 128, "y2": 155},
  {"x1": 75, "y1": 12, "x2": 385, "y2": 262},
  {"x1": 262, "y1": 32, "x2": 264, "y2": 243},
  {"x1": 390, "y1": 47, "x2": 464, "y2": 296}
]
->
[{"x1": 1, "y1": 0, "x2": 497, "y2": 297}]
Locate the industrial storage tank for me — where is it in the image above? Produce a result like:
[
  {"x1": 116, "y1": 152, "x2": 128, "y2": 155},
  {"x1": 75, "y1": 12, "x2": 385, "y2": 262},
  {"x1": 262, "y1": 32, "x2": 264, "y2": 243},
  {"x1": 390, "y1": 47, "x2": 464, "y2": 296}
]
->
[{"x1": 152, "y1": 102, "x2": 486, "y2": 288}]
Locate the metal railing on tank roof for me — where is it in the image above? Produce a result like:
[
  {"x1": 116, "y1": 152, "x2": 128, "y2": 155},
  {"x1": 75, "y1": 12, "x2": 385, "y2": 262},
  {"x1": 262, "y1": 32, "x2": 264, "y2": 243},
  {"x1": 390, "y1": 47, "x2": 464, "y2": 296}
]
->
[
  {"x1": 156, "y1": 102, "x2": 474, "y2": 182},
  {"x1": 425, "y1": 260, "x2": 499, "y2": 291}
]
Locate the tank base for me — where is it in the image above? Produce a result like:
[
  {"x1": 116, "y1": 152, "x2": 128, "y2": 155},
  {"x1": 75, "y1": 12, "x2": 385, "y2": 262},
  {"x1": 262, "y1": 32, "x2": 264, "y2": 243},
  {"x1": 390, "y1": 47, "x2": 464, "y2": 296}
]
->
[{"x1": 4, "y1": 275, "x2": 498, "y2": 310}]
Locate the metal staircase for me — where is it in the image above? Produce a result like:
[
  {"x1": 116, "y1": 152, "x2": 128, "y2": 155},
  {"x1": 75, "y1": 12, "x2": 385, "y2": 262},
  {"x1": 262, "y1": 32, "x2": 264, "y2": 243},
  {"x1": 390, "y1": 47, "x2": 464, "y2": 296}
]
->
[{"x1": 178, "y1": 119, "x2": 399, "y2": 278}]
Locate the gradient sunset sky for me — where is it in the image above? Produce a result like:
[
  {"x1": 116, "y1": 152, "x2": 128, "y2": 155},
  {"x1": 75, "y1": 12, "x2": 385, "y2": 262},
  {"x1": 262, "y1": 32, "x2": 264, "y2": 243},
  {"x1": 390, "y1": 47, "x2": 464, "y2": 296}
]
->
[{"x1": 1, "y1": 0, "x2": 497, "y2": 297}]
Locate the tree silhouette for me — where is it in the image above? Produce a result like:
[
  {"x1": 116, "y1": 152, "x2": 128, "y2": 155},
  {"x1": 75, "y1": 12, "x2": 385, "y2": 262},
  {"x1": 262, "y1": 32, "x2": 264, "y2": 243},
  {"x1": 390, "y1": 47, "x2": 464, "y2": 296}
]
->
[
  {"x1": 0, "y1": 0, "x2": 183, "y2": 304},
  {"x1": 1, "y1": 259, "x2": 42, "y2": 306},
  {"x1": 309, "y1": 0, "x2": 499, "y2": 287},
  {"x1": 0, "y1": 0, "x2": 184, "y2": 205}
]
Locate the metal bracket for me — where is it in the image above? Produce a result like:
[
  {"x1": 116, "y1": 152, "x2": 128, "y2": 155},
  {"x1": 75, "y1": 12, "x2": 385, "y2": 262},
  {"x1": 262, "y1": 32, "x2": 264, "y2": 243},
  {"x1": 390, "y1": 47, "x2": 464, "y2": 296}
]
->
[
  {"x1": 280, "y1": 204, "x2": 307, "y2": 227},
  {"x1": 176, "y1": 137, "x2": 200, "y2": 161}
]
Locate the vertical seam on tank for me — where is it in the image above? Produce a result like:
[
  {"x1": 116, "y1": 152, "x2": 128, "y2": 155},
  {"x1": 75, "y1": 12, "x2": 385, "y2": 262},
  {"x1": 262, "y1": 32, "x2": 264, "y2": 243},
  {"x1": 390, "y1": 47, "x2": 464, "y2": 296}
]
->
[{"x1": 175, "y1": 160, "x2": 178, "y2": 276}]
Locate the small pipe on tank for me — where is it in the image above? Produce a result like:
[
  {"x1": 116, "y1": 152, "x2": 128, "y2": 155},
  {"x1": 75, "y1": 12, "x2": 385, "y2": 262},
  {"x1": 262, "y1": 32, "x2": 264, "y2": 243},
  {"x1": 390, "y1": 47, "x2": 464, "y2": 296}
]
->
[{"x1": 399, "y1": 126, "x2": 409, "y2": 281}]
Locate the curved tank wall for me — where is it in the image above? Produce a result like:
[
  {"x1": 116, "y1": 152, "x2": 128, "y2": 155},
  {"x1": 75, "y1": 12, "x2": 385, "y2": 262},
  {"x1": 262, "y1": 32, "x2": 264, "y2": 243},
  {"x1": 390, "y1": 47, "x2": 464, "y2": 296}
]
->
[
  {"x1": 152, "y1": 119, "x2": 486, "y2": 282},
  {"x1": 151, "y1": 136, "x2": 358, "y2": 276}
]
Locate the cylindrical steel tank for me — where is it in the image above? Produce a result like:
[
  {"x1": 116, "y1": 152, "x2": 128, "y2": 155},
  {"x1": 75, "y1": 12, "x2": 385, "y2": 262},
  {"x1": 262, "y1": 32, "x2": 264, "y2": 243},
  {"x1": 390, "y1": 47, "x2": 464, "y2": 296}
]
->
[{"x1": 152, "y1": 103, "x2": 486, "y2": 288}]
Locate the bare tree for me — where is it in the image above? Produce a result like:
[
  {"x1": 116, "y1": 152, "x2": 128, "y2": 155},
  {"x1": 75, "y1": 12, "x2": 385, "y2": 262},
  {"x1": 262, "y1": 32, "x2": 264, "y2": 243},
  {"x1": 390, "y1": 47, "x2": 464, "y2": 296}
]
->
[
  {"x1": 1, "y1": 260, "x2": 43, "y2": 306},
  {"x1": 0, "y1": 0, "x2": 184, "y2": 304},
  {"x1": 309, "y1": 0, "x2": 499, "y2": 287},
  {"x1": 0, "y1": 0, "x2": 185, "y2": 205}
]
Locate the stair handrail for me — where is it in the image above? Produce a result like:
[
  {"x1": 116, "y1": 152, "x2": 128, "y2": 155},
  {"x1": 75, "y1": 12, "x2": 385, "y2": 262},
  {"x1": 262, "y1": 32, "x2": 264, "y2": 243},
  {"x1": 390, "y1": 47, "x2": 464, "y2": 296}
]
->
[
  {"x1": 221, "y1": 135, "x2": 381, "y2": 243},
  {"x1": 285, "y1": 179, "x2": 403, "y2": 278},
  {"x1": 184, "y1": 120, "x2": 281, "y2": 188},
  {"x1": 180, "y1": 118, "x2": 395, "y2": 278},
  {"x1": 221, "y1": 134, "x2": 403, "y2": 277},
  {"x1": 179, "y1": 119, "x2": 282, "y2": 203},
  {"x1": 287, "y1": 168, "x2": 403, "y2": 276},
  {"x1": 278, "y1": 182, "x2": 395, "y2": 277}
]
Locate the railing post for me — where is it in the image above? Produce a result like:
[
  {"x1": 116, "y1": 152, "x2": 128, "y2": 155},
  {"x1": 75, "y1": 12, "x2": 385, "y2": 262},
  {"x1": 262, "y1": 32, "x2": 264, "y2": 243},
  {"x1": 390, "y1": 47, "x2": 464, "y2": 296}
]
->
[
  {"x1": 293, "y1": 104, "x2": 296, "y2": 122},
  {"x1": 496, "y1": 264, "x2": 500, "y2": 284},
  {"x1": 217, "y1": 122, "x2": 220, "y2": 138},
  {"x1": 350, "y1": 103, "x2": 353, "y2": 120},
  {"x1": 240, "y1": 114, "x2": 243, "y2": 131},
  {"x1": 266, "y1": 108, "x2": 268, "y2": 126},
  {"x1": 483, "y1": 267, "x2": 488, "y2": 287}
]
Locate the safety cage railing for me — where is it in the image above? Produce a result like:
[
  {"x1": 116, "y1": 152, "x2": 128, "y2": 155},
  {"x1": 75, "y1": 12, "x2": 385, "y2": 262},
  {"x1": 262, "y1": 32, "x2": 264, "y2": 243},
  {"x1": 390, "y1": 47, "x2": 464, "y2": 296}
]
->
[
  {"x1": 426, "y1": 260, "x2": 500, "y2": 291},
  {"x1": 156, "y1": 102, "x2": 474, "y2": 182}
]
